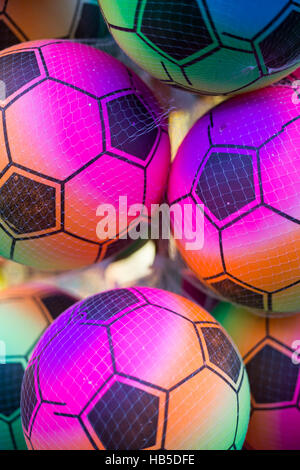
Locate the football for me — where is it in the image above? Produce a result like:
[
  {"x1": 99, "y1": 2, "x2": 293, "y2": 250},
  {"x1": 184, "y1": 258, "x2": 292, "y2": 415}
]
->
[
  {"x1": 0, "y1": 0, "x2": 108, "y2": 50},
  {"x1": 99, "y1": 0, "x2": 300, "y2": 95},
  {"x1": 0, "y1": 282, "x2": 78, "y2": 450},
  {"x1": 0, "y1": 40, "x2": 170, "y2": 271},
  {"x1": 20, "y1": 287, "x2": 250, "y2": 450},
  {"x1": 168, "y1": 79, "x2": 300, "y2": 314},
  {"x1": 213, "y1": 301, "x2": 300, "y2": 450}
]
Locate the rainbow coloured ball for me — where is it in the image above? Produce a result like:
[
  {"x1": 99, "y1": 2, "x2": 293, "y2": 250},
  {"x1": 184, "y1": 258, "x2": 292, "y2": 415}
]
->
[
  {"x1": 99, "y1": 0, "x2": 300, "y2": 95},
  {"x1": 213, "y1": 302, "x2": 300, "y2": 450},
  {"x1": 20, "y1": 287, "x2": 250, "y2": 450},
  {"x1": 0, "y1": 283, "x2": 78, "y2": 450},
  {"x1": 283, "y1": 67, "x2": 300, "y2": 90},
  {"x1": 0, "y1": 40, "x2": 170, "y2": 271},
  {"x1": 168, "y1": 79, "x2": 300, "y2": 314},
  {"x1": 0, "y1": 0, "x2": 108, "y2": 50},
  {"x1": 287, "y1": 67, "x2": 300, "y2": 81}
]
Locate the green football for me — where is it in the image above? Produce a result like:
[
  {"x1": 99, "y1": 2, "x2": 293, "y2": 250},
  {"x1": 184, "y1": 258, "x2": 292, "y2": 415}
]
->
[{"x1": 99, "y1": 0, "x2": 300, "y2": 95}]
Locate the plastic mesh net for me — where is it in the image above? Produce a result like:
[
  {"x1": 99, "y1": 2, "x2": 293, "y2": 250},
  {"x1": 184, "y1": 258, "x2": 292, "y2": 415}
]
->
[
  {"x1": 168, "y1": 76, "x2": 300, "y2": 315},
  {"x1": 0, "y1": 0, "x2": 299, "y2": 453},
  {"x1": 99, "y1": 0, "x2": 300, "y2": 95},
  {"x1": 20, "y1": 286, "x2": 250, "y2": 450},
  {"x1": 0, "y1": 38, "x2": 172, "y2": 271},
  {"x1": 0, "y1": 283, "x2": 79, "y2": 450}
]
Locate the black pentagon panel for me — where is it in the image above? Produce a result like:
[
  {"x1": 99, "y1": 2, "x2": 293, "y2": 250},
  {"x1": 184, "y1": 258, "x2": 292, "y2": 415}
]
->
[
  {"x1": 211, "y1": 279, "x2": 264, "y2": 310},
  {"x1": 201, "y1": 327, "x2": 241, "y2": 383},
  {"x1": 40, "y1": 293, "x2": 78, "y2": 320},
  {"x1": 74, "y1": 3, "x2": 101, "y2": 38},
  {"x1": 0, "y1": 20, "x2": 20, "y2": 51},
  {"x1": 21, "y1": 364, "x2": 37, "y2": 431},
  {"x1": 76, "y1": 289, "x2": 139, "y2": 323},
  {"x1": 0, "y1": 362, "x2": 24, "y2": 417},
  {"x1": 0, "y1": 51, "x2": 40, "y2": 99},
  {"x1": 141, "y1": 0, "x2": 213, "y2": 61},
  {"x1": 0, "y1": 173, "x2": 56, "y2": 234},
  {"x1": 246, "y1": 345, "x2": 299, "y2": 404},
  {"x1": 107, "y1": 94, "x2": 158, "y2": 161},
  {"x1": 88, "y1": 381, "x2": 159, "y2": 449},
  {"x1": 259, "y1": 10, "x2": 300, "y2": 72},
  {"x1": 196, "y1": 152, "x2": 255, "y2": 220}
]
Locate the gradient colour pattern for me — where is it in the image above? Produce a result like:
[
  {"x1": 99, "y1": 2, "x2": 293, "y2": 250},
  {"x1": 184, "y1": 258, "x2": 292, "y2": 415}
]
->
[
  {"x1": 0, "y1": 282, "x2": 78, "y2": 450},
  {"x1": 168, "y1": 79, "x2": 300, "y2": 314},
  {"x1": 213, "y1": 301, "x2": 300, "y2": 450},
  {"x1": 0, "y1": 0, "x2": 108, "y2": 50},
  {"x1": 0, "y1": 40, "x2": 170, "y2": 270},
  {"x1": 99, "y1": 0, "x2": 300, "y2": 95}
]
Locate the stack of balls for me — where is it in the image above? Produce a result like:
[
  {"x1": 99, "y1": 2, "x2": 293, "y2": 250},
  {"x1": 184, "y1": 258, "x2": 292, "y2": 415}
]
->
[{"x1": 0, "y1": 0, "x2": 299, "y2": 451}]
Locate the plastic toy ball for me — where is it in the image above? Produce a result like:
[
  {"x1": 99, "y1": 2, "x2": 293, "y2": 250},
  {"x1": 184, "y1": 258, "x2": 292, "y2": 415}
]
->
[
  {"x1": 0, "y1": 40, "x2": 170, "y2": 271},
  {"x1": 213, "y1": 302, "x2": 300, "y2": 450},
  {"x1": 21, "y1": 287, "x2": 250, "y2": 450},
  {"x1": 0, "y1": 283, "x2": 78, "y2": 450},
  {"x1": 0, "y1": 0, "x2": 108, "y2": 50},
  {"x1": 168, "y1": 79, "x2": 300, "y2": 314},
  {"x1": 99, "y1": 0, "x2": 300, "y2": 95}
]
